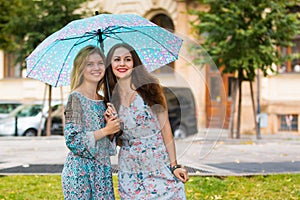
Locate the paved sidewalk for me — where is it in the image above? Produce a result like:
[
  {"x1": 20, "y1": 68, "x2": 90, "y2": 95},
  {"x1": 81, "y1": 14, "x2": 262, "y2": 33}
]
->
[
  {"x1": 0, "y1": 131, "x2": 299, "y2": 176},
  {"x1": 177, "y1": 130, "x2": 300, "y2": 176}
]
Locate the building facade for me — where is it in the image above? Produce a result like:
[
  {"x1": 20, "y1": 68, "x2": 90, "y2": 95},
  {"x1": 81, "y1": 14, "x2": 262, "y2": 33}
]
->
[{"x1": 0, "y1": 0, "x2": 299, "y2": 135}]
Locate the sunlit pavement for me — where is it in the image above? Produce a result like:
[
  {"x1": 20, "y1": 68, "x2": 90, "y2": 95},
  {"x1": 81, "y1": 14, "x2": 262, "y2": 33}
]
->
[
  {"x1": 177, "y1": 130, "x2": 300, "y2": 175},
  {"x1": 0, "y1": 131, "x2": 299, "y2": 176}
]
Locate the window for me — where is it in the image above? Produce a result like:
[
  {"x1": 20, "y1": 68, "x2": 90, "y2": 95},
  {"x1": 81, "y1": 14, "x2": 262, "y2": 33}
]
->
[
  {"x1": 150, "y1": 14, "x2": 175, "y2": 74},
  {"x1": 0, "y1": 103, "x2": 21, "y2": 114},
  {"x1": 17, "y1": 105, "x2": 43, "y2": 117},
  {"x1": 210, "y1": 77, "x2": 221, "y2": 102},
  {"x1": 279, "y1": 6, "x2": 300, "y2": 73},
  {"x1": 279, "y1": 38, "x2": 300, "y2": 73},
  {"x1": 150, "y1": 14, "x2": 174, "y2": 32},
  {"x1": 291, "y1": 38, "x2": 300, "y2": 72},
  {"x1": 279, "y1": 114, "x2": 298, "y2": 131},
  {"x1": 3, "y1": 52, "x2": 22, "y2": 78},
  {"x1": 227, "y1": 77, "x2": 236, "y2": 100}
]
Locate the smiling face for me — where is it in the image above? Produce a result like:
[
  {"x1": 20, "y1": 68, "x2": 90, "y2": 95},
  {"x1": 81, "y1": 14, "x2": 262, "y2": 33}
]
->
[
  {"x1": 110, "y1": 47, "x2": 134, "y2": 79},
  {"x1": 83, "y1": 52, "x2": 105, "y2": 84}
]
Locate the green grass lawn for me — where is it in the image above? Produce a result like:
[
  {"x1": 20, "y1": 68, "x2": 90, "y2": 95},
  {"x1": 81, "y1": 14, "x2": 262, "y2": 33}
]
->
[{"x1": 0, "y1": 174, "x2": 299, "y2": 199}]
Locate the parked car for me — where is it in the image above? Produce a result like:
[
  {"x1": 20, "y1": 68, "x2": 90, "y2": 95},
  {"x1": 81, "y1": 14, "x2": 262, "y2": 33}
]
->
[
  {"x1": 163, "y1": 86, "x2": 198, "y2": 138},
  {"x1": 0, "y1": 102, "x2": 64, "y2": 136},
  {"x1": 45, "y1": 104, "x2": 65, "y2": 135},
  {"x1": 5, "y1": 86, "x2": 198, "y2": 137},
  {"x1": 35, "y1": 87, "x2": 199, "y2": 138},
  {"x1": 0, "y1": 101, "x2": 22, "y2": 119}
]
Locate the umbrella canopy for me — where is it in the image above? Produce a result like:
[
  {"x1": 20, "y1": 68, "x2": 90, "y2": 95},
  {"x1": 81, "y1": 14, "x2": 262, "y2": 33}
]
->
[{"x1": 26, "y1": 13, "x2": 183, "y2": 87}]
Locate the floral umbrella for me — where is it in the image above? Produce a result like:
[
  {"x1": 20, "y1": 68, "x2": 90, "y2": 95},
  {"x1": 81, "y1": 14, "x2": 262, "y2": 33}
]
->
[{"x1": 26, "y1": 13, "x2": 183, "y2": 87}]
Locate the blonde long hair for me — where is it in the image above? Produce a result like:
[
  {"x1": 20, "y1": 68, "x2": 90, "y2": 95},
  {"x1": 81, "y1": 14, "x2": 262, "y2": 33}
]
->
[{"x1": 70, "y1": 45, "x2": 105, "y2": 91}]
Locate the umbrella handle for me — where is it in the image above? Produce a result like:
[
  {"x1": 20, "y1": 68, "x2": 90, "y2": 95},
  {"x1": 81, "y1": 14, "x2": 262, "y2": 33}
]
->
[
  {"x1": 105, "y1": 73, "x2": 111, "y2": 101},
  {"x1": 94, "y1": 12, "x2": 104, "y2": 52},
  {"x1": 96, "y1": 29, "x2": 104, "y2": 52}
]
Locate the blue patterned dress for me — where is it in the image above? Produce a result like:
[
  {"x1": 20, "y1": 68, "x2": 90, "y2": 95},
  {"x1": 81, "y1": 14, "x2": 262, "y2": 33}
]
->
[
  {"x1": 62, "y1": 91, "x2": 116, "y2": 200},
  {"x1": 117, "y1": 94, "x2": 186, "y2": 200}
]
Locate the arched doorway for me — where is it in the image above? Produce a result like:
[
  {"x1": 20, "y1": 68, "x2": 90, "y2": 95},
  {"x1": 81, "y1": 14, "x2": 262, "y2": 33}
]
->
[
  {"x1": 150, "y1": 14, "x2": 174, "y2": 32},
  {"x1": 150, "y1": 13, "x2": 175, "y2": 73},
  {"x1": 206, "y1": 65, "x2": 233, "y2": 129}
]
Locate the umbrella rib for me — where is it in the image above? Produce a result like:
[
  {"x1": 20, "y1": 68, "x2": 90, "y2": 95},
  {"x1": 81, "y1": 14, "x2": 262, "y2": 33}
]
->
[
  {"x1": 103, "y1": 33, "x2": 125, "y2": 42},
  {"x1": 26, "y1": 40, "x2": 61, "y2": 79},
  {"x1": 59, "y1": 33, "x2": 95, "y2": 41},
  {"x1": 131, "y1": 27, "x2": 180, "y2": 59},
  {"x1": 73, "y1": 35, "x2": 98, "y2": 46},
  {"x1": 55, "y1": 34, "x2": 97, "y2": 86},
  {"x1": 27, "y1": 33, "x2": 97, "y2": 86},
  {"x1": 102, "y1": 27, "x2": 136, "y2": 42},
  {"x1": 55, "y1": 45, "x2": 76, "y2": 87},
  {"x1": 27, "y1": 15, "x2": 182, "y2": 87},
  {"x1": 106, "y1": 26, "x2": 180, "y2": 59},
  {"x1": 103, "y1": 30, "x2": 137, "y2": 41}
]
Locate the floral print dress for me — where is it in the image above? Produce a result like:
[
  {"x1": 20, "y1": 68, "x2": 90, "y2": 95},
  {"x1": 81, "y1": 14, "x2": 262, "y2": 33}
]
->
[
  {"x1": 118, "y1": 93, "x2": 186, "y2": 200},
  {"x1": 62, "y1": 91, "x2": 116, "y2": 200}
]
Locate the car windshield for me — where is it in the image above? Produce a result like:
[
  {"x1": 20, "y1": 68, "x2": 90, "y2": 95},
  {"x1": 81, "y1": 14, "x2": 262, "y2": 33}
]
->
[
  {"x1": 0, "y1": 103, "x2": 21, "y2": 114},
  {"x1": 9, "y1": 104, "x2": 43, "y2": 117}
]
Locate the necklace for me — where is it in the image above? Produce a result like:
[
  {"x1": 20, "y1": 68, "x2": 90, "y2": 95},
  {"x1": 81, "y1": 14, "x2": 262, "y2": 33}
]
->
[{"x1": 120, "y1": 90, "x2": 136, "y2": 107}]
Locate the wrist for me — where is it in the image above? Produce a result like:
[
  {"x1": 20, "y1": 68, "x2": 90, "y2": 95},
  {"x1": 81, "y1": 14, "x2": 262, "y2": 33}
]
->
[
  {"x1": 170, "y1": 161, "x2": 178, "y2": 168},
  {"x1": 171, "y1": 164, "x2": 182, "y2": 174},
  {"x1": 100, "y1": 128, "x2": 107, "y2": 136}
]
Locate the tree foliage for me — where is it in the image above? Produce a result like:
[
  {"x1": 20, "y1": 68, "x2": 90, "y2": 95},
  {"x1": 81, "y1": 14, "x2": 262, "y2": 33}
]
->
[
  {"x1": 191, "y1": 0, "x2": 300, "y2": 81},
  {"x1": 0, "y1": 0, "x2": 92, "y2": 67}
]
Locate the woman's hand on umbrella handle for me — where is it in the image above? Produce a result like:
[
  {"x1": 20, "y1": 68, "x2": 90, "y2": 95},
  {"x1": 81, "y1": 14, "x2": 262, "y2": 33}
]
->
[
  {"x1": 105, "y1": 102, "x2": 117, "y2": 120},
  {"x1": 104, "y1": 116, "x2": 121, "y2": 135}
]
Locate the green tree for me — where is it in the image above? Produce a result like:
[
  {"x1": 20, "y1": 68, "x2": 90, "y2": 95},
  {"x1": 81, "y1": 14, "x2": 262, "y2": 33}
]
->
[
  {"x1": 191, "y1": 0, "x2": 300, "y2": 138},
  {"x1": 0, "y1": 0, "x2": 92, "y2": 70},
  {"x1": 0, "y1": 0, "x2": 95, "y2": 136}
]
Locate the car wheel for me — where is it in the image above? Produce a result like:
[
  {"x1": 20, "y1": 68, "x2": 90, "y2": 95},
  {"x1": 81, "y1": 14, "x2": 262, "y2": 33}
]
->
[
  {"x1": 173, "y1": 126, "x2": 187, "y2": 139},
  {"x1": 24, "y1": 129, "x2": 37, "y2": 137}
]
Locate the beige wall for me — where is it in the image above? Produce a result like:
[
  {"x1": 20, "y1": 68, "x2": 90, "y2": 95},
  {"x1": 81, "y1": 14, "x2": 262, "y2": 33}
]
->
[
  {"x1": 261, "y1": 74, "x2": 300, "y2": 134},
  {"x1": 0, "y1": 1, "x2": 206, "y2": 129},
  {"x1": 1, "y1": 0, "x2": 298, "y2": 135},
  {"x1": 262, "y1": 74, "x2": 300, "y2": 101},
  {"x1": 237, "y1": 73, "x2": 300, "y2": 134},
  {"x1": 0, "y1": 50, "x2": 3, "y2": 79},
  {"x1": 94, "y1": 0, "x2": 207, "y2": 129},
  {"x1": 238, "y1": 80, "x2": 257, "y2": 134},
  {"x1": 0, "y1": 78, "x2": 70, "y2": 103}
]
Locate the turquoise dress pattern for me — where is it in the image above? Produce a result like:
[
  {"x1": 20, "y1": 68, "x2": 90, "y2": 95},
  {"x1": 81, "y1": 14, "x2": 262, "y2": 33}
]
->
[
  {"x1": 118, "y1": 94, "x2": 186, "y2": 200},
  {"x1": 62, "y1": 91, "x2": 116, "y2": 200}
]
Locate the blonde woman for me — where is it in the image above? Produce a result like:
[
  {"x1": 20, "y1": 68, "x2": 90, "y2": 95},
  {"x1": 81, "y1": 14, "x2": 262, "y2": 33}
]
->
[{"x1": 62, "y1": 45, "x2": 120, "y2": 199}]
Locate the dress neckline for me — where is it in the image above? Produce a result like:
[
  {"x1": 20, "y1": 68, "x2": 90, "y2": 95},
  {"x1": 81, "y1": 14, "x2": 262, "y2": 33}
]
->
[
  {"x1": 120, "y1": 92, "x2": 138, "y2": 109},
  {"x1": 72, "y1": 91, "x2": 104, "y2": 102}
]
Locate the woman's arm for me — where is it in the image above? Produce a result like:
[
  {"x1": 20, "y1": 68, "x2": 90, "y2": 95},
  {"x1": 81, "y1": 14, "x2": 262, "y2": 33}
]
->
[
  {"x1": 64, "y1": 94, "x2": 95, "y2": 158},
  {"x1": 157, "y1": 110, "x2": 189, "y2": 183},
  {"x1": 157, "y1": 110, "x2": 177, "y2": 166},
  {"x1": 93, "y1": 115, "x2": 120, "y2": 141}
]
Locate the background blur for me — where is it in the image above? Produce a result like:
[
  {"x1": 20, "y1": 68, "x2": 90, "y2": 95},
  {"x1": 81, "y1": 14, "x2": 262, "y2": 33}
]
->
[{"x1": 0, "y1": 0, "x2": 299, "y2": 137}]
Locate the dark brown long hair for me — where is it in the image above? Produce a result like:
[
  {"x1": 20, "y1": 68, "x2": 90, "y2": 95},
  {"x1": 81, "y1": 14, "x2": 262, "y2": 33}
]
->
[{"x1": 104, "y1": 43, "x2": 166, "y2": 112}]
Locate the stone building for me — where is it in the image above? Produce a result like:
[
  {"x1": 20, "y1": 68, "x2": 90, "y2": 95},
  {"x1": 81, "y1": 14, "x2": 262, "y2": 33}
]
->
[{"x1": 0, "y1": 0, "x2": 299, "y2": 135}]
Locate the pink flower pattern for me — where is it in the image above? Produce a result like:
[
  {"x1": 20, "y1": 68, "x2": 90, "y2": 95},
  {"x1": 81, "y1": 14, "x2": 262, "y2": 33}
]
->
[{"x1": 117, "y1": 94, "x2": 186, "y2": 199}]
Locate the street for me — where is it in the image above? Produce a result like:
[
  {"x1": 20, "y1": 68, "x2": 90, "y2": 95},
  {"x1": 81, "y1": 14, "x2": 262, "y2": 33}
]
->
[{"x1": 0, "y1": 131, "x2": 300, "y2": 176}]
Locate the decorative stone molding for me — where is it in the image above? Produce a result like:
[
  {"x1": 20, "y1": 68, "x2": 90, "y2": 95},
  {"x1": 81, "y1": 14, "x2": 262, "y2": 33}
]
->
[{"x1": 98, "y1": 0, "x2": 178, "y2": 23}]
